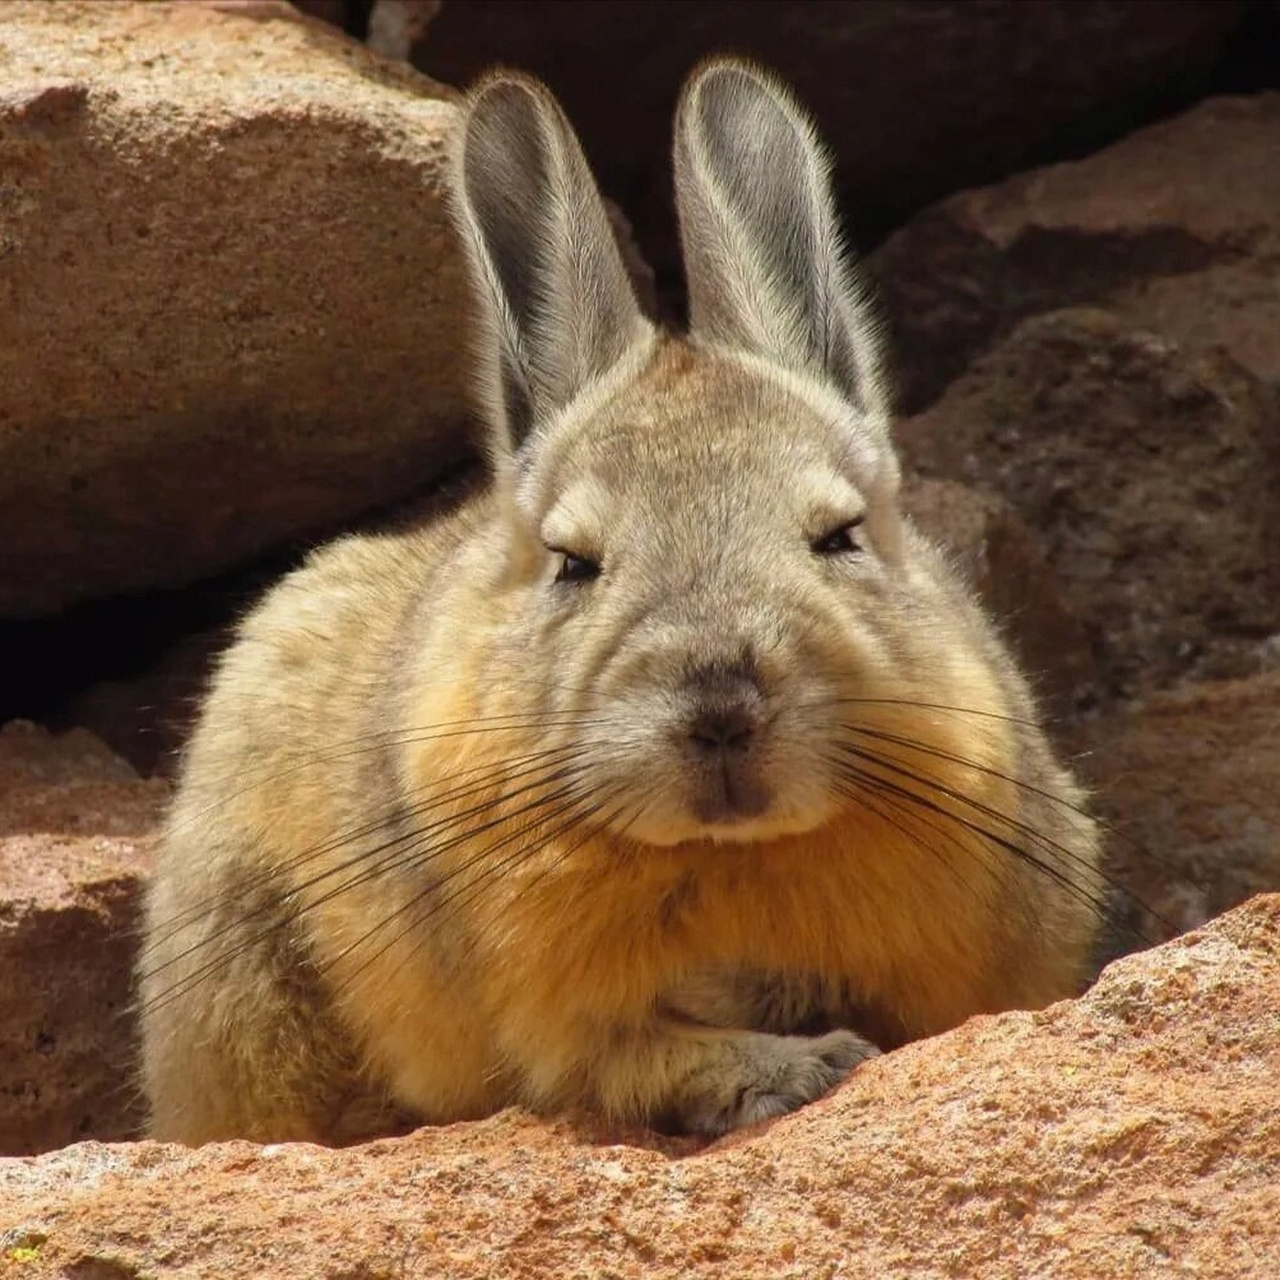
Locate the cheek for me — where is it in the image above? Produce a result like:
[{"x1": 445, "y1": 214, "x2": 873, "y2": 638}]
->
[{"x1": 809, "y1": 604, "x2": 1018, "y2": 819}]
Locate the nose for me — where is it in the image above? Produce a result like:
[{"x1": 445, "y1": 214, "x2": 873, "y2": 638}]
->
[
  {"x1": 680, "y1": 663, "x2": 766, "y2": 754},
  {"x1": 686, "y1": 699, "x2": 760, "y2": 751}
]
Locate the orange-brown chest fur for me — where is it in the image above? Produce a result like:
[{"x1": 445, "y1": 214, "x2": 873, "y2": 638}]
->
[{"x1": 401, "y1": 649, "x2": 1052, "y2": 1058}]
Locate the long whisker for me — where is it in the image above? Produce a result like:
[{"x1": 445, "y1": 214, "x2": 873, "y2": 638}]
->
[
  {"x1": 839, "y1": 719, "x2": 1183, "y2": 886},
  {"x1": 167, "y1": 707, "x2": 624, "y2": 834},
  {"x1": 138, "y1": 751, "x2": 591, "y2": 1007},
  {"x1": 820, "y1": 695, "x2": 1047, "y2": 731},
  {"x1": 138, "y1": 765, "x2": 583, "y2": 1015},
  {"x1": 143, "y1": 742, "x2": 585, "y2": 950},
  {"x1": 822, "y1": 756, "x2": 1016, "y2": 902},
  {"x1": 830, "y1": 749, "x2": 1144, "y2": 936},
  {"x1": 835, "y1": 731, "x2": 1102, "y2": 887},
  {"x1": 324, "y1": 778, "x2": 620, "y2": 996}
]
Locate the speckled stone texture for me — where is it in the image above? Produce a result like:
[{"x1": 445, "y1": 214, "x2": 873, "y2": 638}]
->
[
  {"x1": 0, "y1": 0, "x2": 469, "y2": 617},
  {"x1": 2, "y1": 895, "x2": 1276, "y2": 1277},
  {"x1": 897, "y1": 309, "x2": 1280, "y2": 700},
  {"x1": 0, "y1": 723, "x2": 166, "y2": 1155}
]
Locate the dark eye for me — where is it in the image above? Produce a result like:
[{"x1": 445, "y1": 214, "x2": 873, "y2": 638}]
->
[
  {"x1": 553, "y1": 550, "x2": 601, "y2": 583},
  {"x1": 812, "y1": 517, "x2": 864, "y2": 556}
]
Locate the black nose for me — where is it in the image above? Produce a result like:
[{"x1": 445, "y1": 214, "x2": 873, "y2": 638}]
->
[
  {"x1": 680, "y1": 661, "x2": 766, "y2": 754},
  {"x1": 686, "y1": 701, "x2": 759, "y2": 751}
]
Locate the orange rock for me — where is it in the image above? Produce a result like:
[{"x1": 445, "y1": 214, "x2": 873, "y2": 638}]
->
[
  {"x1": 3, "y1": 895, "x2": 1275, "y2": 1277},
  {"x1": 0, "y1": 722, "x2": 165, "y2": 1155}
]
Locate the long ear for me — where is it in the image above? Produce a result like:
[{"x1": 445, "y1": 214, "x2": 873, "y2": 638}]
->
[
  {"x1": 451, "y1": 72, "x2": 653, "y2": 454},
  {"x1": 673, "y1": 59, "x2": 890, "y2": 442}
]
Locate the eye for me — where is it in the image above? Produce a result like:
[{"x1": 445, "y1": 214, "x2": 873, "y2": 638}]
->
[
  {"x1": 552, "y1": 549, "x2": 601, "y2": 584},
  {"x1": 811, "y1": 516, "x2": 865, "y2": 556}
]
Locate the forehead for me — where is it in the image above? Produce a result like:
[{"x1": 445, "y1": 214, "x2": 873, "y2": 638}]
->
[{"x1": 544, "y1": 341, "x2": 857, "y2": 503}]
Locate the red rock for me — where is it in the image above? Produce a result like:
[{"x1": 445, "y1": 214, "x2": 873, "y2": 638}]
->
[
  {"x1": 897, "y1": 308, "x2": 1280, "y2": 699},
  {"x1": 1083, "y1": 671, "x2": 1280, "y2": 941},
  {"x1": 2, "y1": 895, "x2": 1275, "y2": 1276},
  {"x1": 0, "y1": 723, "x2": 166, "y2": 1155},
  {"x1": 871, "y1": 93, "x2": 1280, "y2": 412}
]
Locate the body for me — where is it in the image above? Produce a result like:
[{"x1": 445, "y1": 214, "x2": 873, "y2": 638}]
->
[{"x1": 139, "y1": 62, "x2": 1102, "y2": 1143}]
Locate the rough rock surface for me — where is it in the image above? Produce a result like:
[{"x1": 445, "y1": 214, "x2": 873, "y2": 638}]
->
[
  {"x1": 366, "y1": 0, "x2": 440, "y2": 61},
  {"x1": 60, "y1": 628, "x2": 223, "y2": 778},
  {"x1": 0, "y1": 0, "x2": 471, "y2": 617},
  {"x1": 903, "y1": 476, "x2": 1098, "y2": 719},
  {"x1": 415, "y1": 0, "x2": 1244, "y2": 280},
  {"x1": 898, "y1": 308, "x2": 1280, "y2": 699},
  {"x1": 0, "y1": 723, "x2": 165, "y2": 1155},
  {"x1": 1083, "y1": 671, "x2": 1280, "y2": 940},
  {"x1": 872, "y1": 93, "x2": 1280, "y2": 412},
  {"x1": 2, "y1": 895, "x2": 1276, "y2": 1277}
]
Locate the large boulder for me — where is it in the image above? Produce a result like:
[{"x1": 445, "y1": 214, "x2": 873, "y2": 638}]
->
[
  {"x1": 413, "y1": 1, "x2": 1245, "y2": 281},
  {"x1": 871, "y1": 93, "x2": 1280, "y2": 412},
  {"x1": 2, "y1": 895, "x2": 1276, "y2": 1276},
  {"x1": 903, "y1": 476, "x2": 1099, "y2": 719},
  {"x1": 1083, "y1": 671, "x2": 1280, "y2": 941},
  {"x1": 0, "y1": 0, "x2": 471, "y2": 618},
  {"x1": 898, "y1": 308, "x2": 1280, "y2": 699},
  {"x1": 0, "y1": 722, "x2": 165, "y2": 1155}
]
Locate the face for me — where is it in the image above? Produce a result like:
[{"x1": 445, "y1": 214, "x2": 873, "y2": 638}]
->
[{"x1": 504, "y1": 341, "x2": 972, "y2": 850}]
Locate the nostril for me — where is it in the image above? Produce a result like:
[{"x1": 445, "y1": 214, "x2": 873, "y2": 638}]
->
[{"x1": 686, "y1": 704, "x2": 759, "y2": 752}]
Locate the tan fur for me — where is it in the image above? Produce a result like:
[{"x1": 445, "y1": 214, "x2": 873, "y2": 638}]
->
[{"x1": 138, "y1": 61, "x2": 1102, "y2": 1143}]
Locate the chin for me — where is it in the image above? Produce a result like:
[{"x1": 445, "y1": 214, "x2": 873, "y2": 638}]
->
[{"x1": 622, "y1": 795, "x2": 836, "y2": 850}]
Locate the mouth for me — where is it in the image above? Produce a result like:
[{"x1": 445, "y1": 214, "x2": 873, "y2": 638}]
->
[{"x1": 690, "y1": 764, "x2": 772, "y2": 826}]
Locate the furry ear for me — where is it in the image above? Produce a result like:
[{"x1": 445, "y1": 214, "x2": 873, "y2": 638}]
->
[
  {"x1": 451, "y1": 72, "x2": 653, "y2": 454},
  {"x1": 673, "y1": 59, "x2": 890, "y2": 441}
]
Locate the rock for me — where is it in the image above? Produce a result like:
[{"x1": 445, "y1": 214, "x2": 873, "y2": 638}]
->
[
  {"x1": 1083, "y1": 672, "x2": 1280, "y2": 942},
  {"x1": 871, "y1": 93, "x2": 1280, "y2": 412},
  {"x1": 0, "y1": 722, "x2": 166, "y2": 1155},
  {"x1": 367, "y1": 0, "x2": 440, "y2": 61},
  {"x1": 414, "y1": 1, "x2": 1245, "y2": 286},
  {"x1": 903, "y1": 476, "x2": 1098, "y2": 719},
  {"x1": 602, "y1": 198, "x2": 659, "y2": 320},
  {"x1": 289, "y1": 0, "x2": 349, "y2": 28},
  {"x1": 61, "y1": 629, "x2": 224, "y2": 778},
  {"x1": 0, "y1": 0, "x2": 472, "y2": 618},
  {"x1": 898, "y1": 308, "x2": 1280, "y2": 699},
  {"x1": 2, "y1": 895, "x2": 1276, "y2": 1276}
]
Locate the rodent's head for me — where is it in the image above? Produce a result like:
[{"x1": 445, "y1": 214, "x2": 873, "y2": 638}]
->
[{"x1": 450, "y1": 61, "x2": 1010, "y2": 849}]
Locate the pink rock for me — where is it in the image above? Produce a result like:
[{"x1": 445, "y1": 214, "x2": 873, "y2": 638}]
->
[
  {"x1": 2, "y1": 895, "x2": 1276, "y2": 1276},
  {"x1": 0, "y1": 722, "x2": 166, "y2": 1155}
]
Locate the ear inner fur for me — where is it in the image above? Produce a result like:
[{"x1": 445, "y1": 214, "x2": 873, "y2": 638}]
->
[
  {"x1": 451, "y1": 72, "x2": 652, "y2": 455},
  {"x1": 673, "y1": 58, "x2": 890, "y2": 444}
]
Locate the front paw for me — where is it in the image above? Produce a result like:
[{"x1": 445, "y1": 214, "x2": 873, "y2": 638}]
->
[{"x1": 681, "y1": 1028, "x2": 878, "y2": 1136}]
